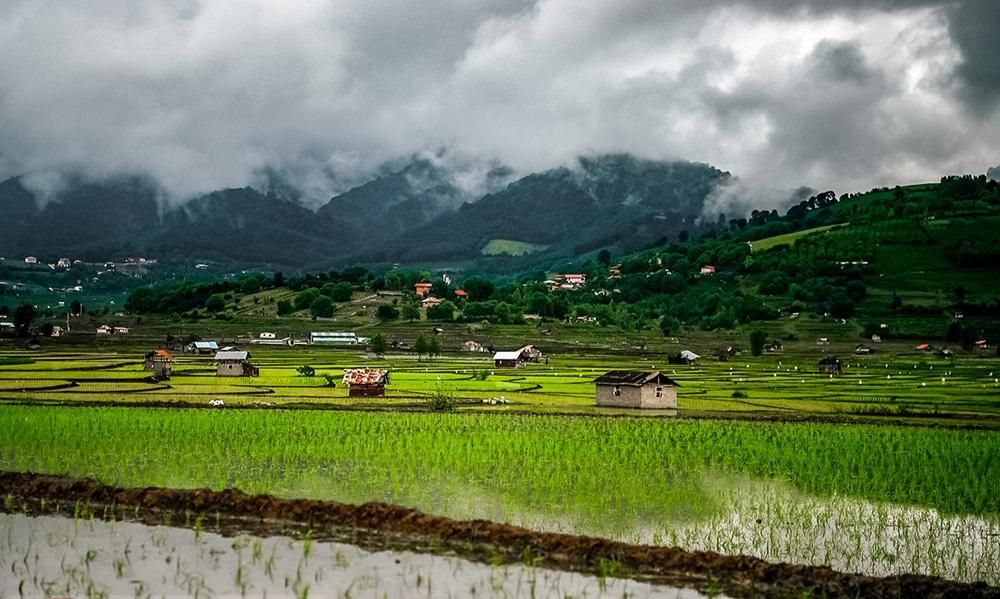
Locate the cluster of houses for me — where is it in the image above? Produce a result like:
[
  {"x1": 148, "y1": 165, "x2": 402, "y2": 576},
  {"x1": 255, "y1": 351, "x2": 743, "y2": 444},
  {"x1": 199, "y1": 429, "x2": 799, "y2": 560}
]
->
[
  {"x1": 543, "y1": 274, "x2": 587, "y2": 291},
  {"x1": 143, "y1": 347, "x2": 259, "y2": 379}
]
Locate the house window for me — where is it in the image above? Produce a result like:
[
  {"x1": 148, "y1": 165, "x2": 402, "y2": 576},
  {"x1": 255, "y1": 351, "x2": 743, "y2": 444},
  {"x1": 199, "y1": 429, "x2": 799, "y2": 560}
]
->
[
  {"x1": 612, "y1": 385, "x2": 621, "y2": 396},
  {"x1": 655, "y1": 386, "x2": 663, "y2": 398}
]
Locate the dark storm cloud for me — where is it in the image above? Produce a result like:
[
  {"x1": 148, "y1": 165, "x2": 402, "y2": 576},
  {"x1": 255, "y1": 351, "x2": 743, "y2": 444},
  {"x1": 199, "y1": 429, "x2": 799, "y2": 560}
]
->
[{"x1": 0, "y1": 0, "x2": 996, "y2": 206}]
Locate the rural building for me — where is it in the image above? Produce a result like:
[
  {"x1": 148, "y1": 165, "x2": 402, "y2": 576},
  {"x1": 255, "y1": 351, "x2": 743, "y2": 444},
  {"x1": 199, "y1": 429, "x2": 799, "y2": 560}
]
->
[
  {"x1": 454, "y1": 289, "x2": 468, "y2": 298},
  {"x1": 96, "y1": 325, "x2": 112, "y2": 335},
  {"x1": 49, "y1": 325, "x2": 64, "y2": 337},
  {"x1": 818, "y1": 356, "x2": 842, "y2": 375},
  {"x1": 519, "y1": 345, "x2": 542, "y2": 362},
  {"x1": 855, "y1": 344, "x2": 874, "y2": 355},
  {"x1": 188, "y1": 341, "x2": 219, "y2": 355},
  {"x1": 56, "y1": 258, "x2": 71, "y2": 268},
  {"x1": 871, "y1": 334, "x2": 882, "y2": 343},
  {"x1": 113, "y1": 326, "x2": 130, "y2": 335},
  {"x1": 414, "y1": 283, "x2": 432, "y2": 297},
  {"x1": 463, "y1": 340, "x2": 489, "y2": 353},
  {"x1": 215, "y1": 350, "x2": 259, "y2": 377},
  {"x1": 680, "y1": 350, "x2": 700, "y2": 363},
  {"x1": 976, "y1": 340, "x2": 992, "y2": 352},
  {"x1": 24, "y1": 256, "x2": 37, "y2": 264},
  {"x1": 310, "y1": 331, "x2": 362, "y2": 345},
  {"x1": 421, "y1": 296, "x2": 443, "y2": 308},
  {"x1": 699, "y1": 264, "x2": 716, "y2": 275},
  {"x1": 259, "y1": 332, "x2": 276, "y2": 339},
  {"x1": 143, "y1": 349, "x2": 173, "y2": 379},
  {"x1": 494, "y1": 350, "x2": 526, "y2": 368},
  {"x1": 915, "y1": 343, "x2": 930, "y2": 352},
  {"x1": 343, "y1": 368, "x2": 389, "y2": 397},
  {"x1": 594, "y1": 370, "x2": 679, "y2": 409}
]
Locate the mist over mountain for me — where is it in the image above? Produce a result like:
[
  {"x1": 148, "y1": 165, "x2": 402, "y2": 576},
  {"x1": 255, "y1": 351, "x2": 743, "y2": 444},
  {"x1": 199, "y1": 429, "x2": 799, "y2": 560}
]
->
[{"x1": 0, "y1": 153, "x2": 726, "y2": 268}]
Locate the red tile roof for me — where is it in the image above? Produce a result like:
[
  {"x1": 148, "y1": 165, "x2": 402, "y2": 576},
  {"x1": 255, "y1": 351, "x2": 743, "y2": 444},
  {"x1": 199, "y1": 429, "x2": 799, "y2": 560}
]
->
[{"x1": 342, "y1": 368, "x2": 388, "y2": 385}]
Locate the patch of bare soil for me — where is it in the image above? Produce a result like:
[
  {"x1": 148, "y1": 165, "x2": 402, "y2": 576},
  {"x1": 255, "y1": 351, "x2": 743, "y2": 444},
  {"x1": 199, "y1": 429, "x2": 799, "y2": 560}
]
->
[{"x1": 1, "y1": 471, "x2": 996, "y2": 598}]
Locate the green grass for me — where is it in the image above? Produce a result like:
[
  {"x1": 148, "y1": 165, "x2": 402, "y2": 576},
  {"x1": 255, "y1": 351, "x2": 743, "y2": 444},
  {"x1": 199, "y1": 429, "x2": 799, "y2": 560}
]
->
[
  {"x1": 1, "y1": 406, "x2": 998, "y2": 582},
  {"x1": 480, "y1": 239, "x2": 550, "y2": 256},
  {"x1": 751, "y1": 224, "x2": 843, "y2": 253}
]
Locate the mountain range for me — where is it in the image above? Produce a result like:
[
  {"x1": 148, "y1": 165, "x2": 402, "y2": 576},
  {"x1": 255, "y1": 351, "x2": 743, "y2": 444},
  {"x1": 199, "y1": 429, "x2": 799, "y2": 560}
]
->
[{"x1": 0, "y1": 154, "x2": 730, "y2": 269}]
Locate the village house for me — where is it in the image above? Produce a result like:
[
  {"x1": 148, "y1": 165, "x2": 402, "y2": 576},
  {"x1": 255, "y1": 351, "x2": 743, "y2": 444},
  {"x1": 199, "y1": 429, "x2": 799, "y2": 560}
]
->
[
  {"x1": 493, "y1": 350, "x2": 526, "y2": 368},
  {"x1": 49, "y1": 325, "x2": 64, "y2": 337},
  {"x1": 818, "y1": 356, "x2": 843, "y2": 375},
  {"x1": 699, "y1": 265, "x2": 716, "y2": 275},
  {"x1": 143, "y1": 349, "x2": 173, "y2": 379},
  {"x1": 259, "y1": 332, "x2": 276, "y2": 339},
  {"x1": 215, "y1": 350, "x2": 259, "y2": 377},
  {"x1": 414, "y1": 282, "x2": 432, "y2": 297},
  {"x1": 975, "y1": 339, "x2": 992, "y2": 352},
  {"x1": 56, "y1": 258, "x2": 71, "y2": 268},
  {"x1": 188, "y1": 340, "x2": 219, "y2": 355},
  {"x1": 24, "y1": 256, "x2": 37, "y2": 264},
  {"x1": 343, "y1": 368, "x2": 389, "y2": 397},
  {"x1": 594, "y1": 370, "x2": 679, "y2": 409},
  {"x1": 463, "y1": 340, "x2": 489, "y2": 353},
  {"x1": 113, "y1": 326, "x2": 130, "y2": 335},
  {"x1": 677, "y1": 350, "x2": 700, "y2": 364},
  {"x1": 96, "y1": 325, "x2": 112, "y2": 335},
  {"x1": 519, "y1": 345, "x2": 542, "y2": 362},
  {"x1": 547, "y1": 274, "x2": 587, "y2": 291},
  {"x1": 310, "y1": 332, "x2": 363, "y2": 345},
  {"x1": 421, "y1": 296, "x2": 444, "y2": 308},
  {"x1": 915, "y1": 343, "x2": 930, "y2": 352},
  {"x1": 855, "y1": 344, "x2": 875, "y2": 355}
]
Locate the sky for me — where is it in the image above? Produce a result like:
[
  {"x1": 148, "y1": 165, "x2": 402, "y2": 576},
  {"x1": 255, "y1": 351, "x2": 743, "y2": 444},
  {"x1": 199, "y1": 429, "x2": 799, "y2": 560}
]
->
[{"x1": 0, "y1": 0, "x2": 997, "y2": 207}]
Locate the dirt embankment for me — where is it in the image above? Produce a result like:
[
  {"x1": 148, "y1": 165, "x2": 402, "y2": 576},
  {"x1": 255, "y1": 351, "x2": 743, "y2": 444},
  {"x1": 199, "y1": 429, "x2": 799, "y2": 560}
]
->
[{"x1": 1, "y1": 471, "x2": 996, "y2": 599}]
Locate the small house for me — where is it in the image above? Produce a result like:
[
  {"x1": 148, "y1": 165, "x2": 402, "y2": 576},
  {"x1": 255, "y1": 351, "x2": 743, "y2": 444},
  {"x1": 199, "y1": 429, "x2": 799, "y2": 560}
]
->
[
  {"x1": 414, "y1": 283, "x2": 432, "y2": 297},
  {"x1": 143, "y1": 349, "x2": 173, "y2": 379},
  {"x1": 259, "y1": 332, "x2": 276, "y2": 339},
  {"x1": 24, "y1": 256, "x2": 37, "y2": 264},
  {"x1": 699, "y1": 265, "x2": 716, "y2": 275},
  {"x1": 342, "y1": 368, "x2": 389, "y2": 397},
  {"x1": 56, "y1": 258, "x2": 71, "y2": 268},
  {"x1": 915, "y1": 343, "x2": 930, "y2": 352},
  {"x1": 454, "y1": 289, "x2": 468, "y2": 299},
  {"x1": 818, "y1": 356, "x2": 842, "y2": 375},
  {"x1": 113, "y1": 326, "x2": 130, "y2": 335},
  {"x1": 679, "y1": 350, "x2": 700, "y2": 364},
  {"x1": 421, "y1": 296, "x2": 443, "y2": 308},
  {"x1": 215, "y1": 350, "x2": 259, "y2": 377},
  {"x1": 817, "y1": 337, "x2": 830, "y2": 345},
  {"x1": 594, "y1": 370, "x2": 679, "y2": 409},
  {"x1": 519, "y1": 345, "x2": 542, "y2": 363},
  {"x1": 188, "y1": 341, "x2": 219, "y2": 355},
  {"x1": 855, "y1": 344, "x2": 874, "y2": 355},
  {"x1": 463, "y1": 340, "x2": 489, "y2": 353},
  {"x1": 494, "y1": 350, "x2": 526, "y2": 368},
  {"x1": 50, "y1": 325, "x2": 64, "y2": 337},
  {"x1": 96, "y1": 325, "x2": 112, "y2": 335},
  {"x1": 310, "y1": 332, "x2": 362, "y2": 345},
  {"x1": 975, "y1": 340, "x2": 992, "y2": 352},
  {"x1": 871, "y1": 334, "x2": 882, "y2": 343}
]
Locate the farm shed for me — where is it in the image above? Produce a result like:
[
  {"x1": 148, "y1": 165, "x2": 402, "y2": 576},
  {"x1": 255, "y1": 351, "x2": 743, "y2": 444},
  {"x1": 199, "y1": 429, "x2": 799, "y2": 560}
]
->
[
  {"x1": 493, "y1": 350, "x2": 525, "y2": 368},
  {"x1": 679, "y1": 350, "x2": 700, "y2": 363},
  {"x1": 818, "y1": 356, "x2": 842, "y2": 375},
  {"x1": 414, "y1": 283, "x2": 432, "y2": 297},
  {"x1": 519, "y1": 345, "x2": 542, "y2": 362},
  {"x1": 463, "y1": 340, "x2": 489, "y2": 353},
  {"x1": 594, "y1": 370, "x2": 679, "y2": 409},
  {"x1": 310, "y1": 332, "x2": 362, "y2": 345},
  {"x1": 343, "y1": 368, "x2": 389, "y2": 397},
  {"x1": 188, "y1": 341, "x2": 219, "y2": 355},
  {"x1": 215, "y1": 350, "x2": 259, "y2": 377},
  {"x1": 143, "y1": 349, "x2": 173, "y2": 379}
]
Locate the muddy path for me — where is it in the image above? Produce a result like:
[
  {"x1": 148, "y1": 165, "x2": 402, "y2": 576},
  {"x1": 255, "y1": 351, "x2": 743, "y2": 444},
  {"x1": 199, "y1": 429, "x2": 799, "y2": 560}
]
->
[{"x1": 1, "y1": 471, "x2": 995, "y2": 598}]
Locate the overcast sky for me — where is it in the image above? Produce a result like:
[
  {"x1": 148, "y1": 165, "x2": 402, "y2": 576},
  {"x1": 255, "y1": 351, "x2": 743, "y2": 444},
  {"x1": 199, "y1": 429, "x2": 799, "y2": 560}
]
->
[{"x1": 0, "y1": 0, "x2": 997, "y2": 206}]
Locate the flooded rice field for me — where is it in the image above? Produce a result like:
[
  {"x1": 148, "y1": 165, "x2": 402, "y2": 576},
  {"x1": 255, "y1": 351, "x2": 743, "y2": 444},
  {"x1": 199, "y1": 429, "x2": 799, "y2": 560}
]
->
[{"x1": 0, "y1": 513, "x2": 707, "y2": 598}]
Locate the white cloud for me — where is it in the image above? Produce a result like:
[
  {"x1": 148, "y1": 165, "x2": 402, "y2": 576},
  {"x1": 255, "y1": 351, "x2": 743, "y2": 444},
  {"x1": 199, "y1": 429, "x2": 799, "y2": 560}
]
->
[{"x1": 0, "y1": 0, "x2": 996, "y2": 207}]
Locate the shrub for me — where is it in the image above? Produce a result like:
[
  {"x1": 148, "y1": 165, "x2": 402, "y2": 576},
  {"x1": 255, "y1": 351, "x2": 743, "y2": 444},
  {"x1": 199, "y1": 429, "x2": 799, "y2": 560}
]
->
[
  {"x1": 296, "y1": 365, "x2": 316, "y2": 377},
  {"x1": 428, "y1": 387, "x2": 456, "y2": 412}
]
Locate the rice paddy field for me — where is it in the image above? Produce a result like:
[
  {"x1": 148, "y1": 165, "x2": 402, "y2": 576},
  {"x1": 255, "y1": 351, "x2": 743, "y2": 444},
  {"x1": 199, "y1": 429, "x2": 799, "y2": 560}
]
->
[{"x1": 1, "y1": 334, "x2": 999, "y2": 592}]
